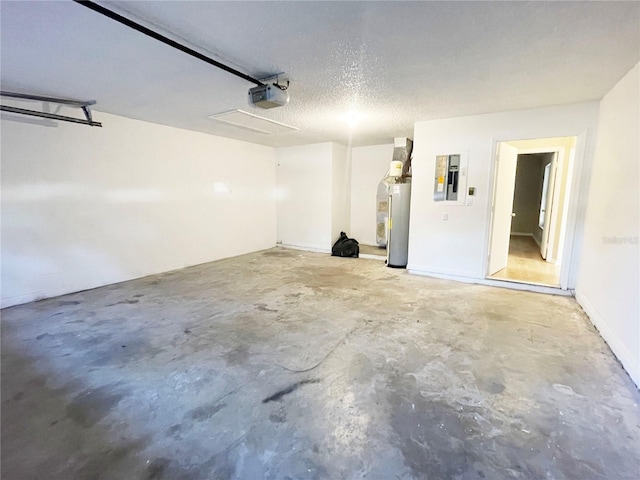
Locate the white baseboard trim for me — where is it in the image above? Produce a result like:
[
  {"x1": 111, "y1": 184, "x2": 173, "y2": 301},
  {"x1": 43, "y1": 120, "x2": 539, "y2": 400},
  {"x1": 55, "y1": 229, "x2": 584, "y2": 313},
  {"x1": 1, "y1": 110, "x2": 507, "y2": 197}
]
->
[
  {"x1": 407, "y1": 264, "x2": 478, "y2": 278},
  {"x1": 511, "y1": 232, "x2": 534, "y2": 237},
  {"x1": 277, "y1": 244, "x2": 331, "y2": 254},
  {"x1": 1, "y1": 292, "x2": 45, "y2": 309},
  {"x1": 278, "y1": 243, "x2": 384, "y2": 260},
  {"x1": 407, "y1": 267, "x2": 571, "y2": 296},
  {"x1": 575, "y1": 291, "x2": 639, "y2": 388},
  {"x1": 360, "y1": 253, "x2": 386, "y2": 261}
]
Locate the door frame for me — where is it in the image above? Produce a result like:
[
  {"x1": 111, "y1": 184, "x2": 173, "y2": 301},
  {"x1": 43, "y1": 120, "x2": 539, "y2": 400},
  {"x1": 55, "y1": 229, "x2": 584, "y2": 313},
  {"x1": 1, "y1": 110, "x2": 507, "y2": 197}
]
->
[{"x1": 483, "y1": 133, "x2": 587, "y2": 291}]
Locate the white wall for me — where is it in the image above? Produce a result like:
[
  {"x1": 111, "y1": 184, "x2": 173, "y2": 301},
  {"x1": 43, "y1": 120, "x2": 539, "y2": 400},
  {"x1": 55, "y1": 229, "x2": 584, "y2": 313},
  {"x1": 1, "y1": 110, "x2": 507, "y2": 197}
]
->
[
  {"x1": 1, "y1": 111, "x2": 276, "y2": 308},
  {"x1": 276, "y1": 142, "x2": 354, "y2": 251},
  {"x1": 408, "y1": 102, "x2": 599, "y2": 285},
  {"x1": 350, "y1": 144, "x2": 394, "y2": 245},
  {"x1": 276, "y1": 143, "x2": 333, "y2": 251},
  {"x1": 331, "y1": 143, "x2": 351, "y2": 243},
  {"x1": 576, "y1": 63, "x2": 640, "y2": 387}
]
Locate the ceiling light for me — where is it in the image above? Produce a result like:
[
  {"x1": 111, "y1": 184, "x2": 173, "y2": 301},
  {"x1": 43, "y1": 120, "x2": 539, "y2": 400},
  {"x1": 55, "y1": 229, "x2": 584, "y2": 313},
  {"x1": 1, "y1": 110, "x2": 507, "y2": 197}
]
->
[
  {"x1": 343, "y1": 110, "x2": 364, "y2": 129},
  {"x1": 213, "y1": 182, "x2": 232, "y2": 194}
]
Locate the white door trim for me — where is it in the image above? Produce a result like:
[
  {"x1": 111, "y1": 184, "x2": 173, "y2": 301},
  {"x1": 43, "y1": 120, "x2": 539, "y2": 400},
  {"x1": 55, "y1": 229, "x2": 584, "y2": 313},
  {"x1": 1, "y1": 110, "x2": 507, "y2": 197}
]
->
[{"x1": 483, "y1": 132, "x2": 590, "y2": 291}]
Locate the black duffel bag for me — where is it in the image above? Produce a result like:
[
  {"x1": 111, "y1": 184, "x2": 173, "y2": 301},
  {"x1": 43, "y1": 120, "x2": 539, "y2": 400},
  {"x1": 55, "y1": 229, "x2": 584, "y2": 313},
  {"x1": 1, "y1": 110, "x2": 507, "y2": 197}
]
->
[{"x1": 331, "y1": 232, "x2": 359, "y2": 258}]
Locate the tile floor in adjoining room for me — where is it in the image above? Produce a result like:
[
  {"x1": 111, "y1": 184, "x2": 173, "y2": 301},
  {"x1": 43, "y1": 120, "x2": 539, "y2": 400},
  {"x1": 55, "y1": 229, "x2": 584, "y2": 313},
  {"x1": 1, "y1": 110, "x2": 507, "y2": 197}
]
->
[
  {"x1": 489, "y1": 235, "x2": 561, "y2": 286},
  {"x1": 2, "y1": 248, "x2": 638, "y2": 479}
]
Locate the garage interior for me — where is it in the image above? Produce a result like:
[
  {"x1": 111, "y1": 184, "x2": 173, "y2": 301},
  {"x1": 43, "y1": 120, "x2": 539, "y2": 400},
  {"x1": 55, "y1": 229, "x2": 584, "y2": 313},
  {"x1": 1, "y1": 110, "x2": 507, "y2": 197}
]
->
[{"x1": 1, "y1": 2, "x2": 639, "y2": 479}]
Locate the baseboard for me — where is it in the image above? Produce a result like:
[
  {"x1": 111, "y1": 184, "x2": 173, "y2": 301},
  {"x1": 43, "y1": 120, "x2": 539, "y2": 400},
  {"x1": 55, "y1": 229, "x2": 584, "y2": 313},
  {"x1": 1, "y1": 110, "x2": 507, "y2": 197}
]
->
[
  {"x1": 277, "y1": 244, "x2": 331, "y2": 254},
  {"x1": 2, "y1": 246, "x2": 280, "y2": 309},
  {"x1": 407, "y1": 264, "x2": 479, "y2": 278},
  {"x1": 1, "y1": 292, "x2": 46, "y2": 309},
  {"x1": 407, "y1": 266, "x2": 571, "y2": 296},
  {"x1": 360, "y1": 253, "x2": 386, "y2": 261},
  {"x1": 575, "y1": 291, "x2": 639, "y2": 388},
  {"x1": 511, "y1": 232, "x2": 534, "y2": 237}
]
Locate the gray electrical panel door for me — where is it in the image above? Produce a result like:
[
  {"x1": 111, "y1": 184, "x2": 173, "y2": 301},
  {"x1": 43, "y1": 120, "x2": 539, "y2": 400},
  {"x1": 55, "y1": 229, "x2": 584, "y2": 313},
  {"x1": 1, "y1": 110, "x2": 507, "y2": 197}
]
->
[{"x1": 434, "y1": 154, "x2": 461, "y2": 202}]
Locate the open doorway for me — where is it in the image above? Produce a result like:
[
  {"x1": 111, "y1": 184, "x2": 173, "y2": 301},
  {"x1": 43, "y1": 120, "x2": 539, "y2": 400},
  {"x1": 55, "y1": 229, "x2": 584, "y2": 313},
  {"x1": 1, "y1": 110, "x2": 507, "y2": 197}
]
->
[{"x1": 487, "y1": 137, "x2": 577, "y2": 287}]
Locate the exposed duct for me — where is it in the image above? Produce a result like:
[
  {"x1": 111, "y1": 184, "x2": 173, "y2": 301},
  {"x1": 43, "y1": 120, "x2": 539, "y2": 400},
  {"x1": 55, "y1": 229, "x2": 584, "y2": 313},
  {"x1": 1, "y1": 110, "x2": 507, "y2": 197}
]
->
[{"x1": 392, "y1": 137, "x2": 413, "y2": 179}]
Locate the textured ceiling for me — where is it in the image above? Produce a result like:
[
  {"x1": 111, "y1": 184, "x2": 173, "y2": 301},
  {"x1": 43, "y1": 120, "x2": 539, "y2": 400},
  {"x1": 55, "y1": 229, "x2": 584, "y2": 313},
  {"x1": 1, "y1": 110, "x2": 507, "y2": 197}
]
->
[{"x1": 1, "y1": 1, "x2": 639, "y2": 147}]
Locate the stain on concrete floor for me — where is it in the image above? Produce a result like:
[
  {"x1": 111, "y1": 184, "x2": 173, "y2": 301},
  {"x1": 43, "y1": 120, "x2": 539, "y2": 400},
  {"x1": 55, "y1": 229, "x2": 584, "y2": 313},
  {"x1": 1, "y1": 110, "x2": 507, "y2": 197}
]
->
[{"x1": 1, "y1": 248, "x2": 639, "y2": 479}]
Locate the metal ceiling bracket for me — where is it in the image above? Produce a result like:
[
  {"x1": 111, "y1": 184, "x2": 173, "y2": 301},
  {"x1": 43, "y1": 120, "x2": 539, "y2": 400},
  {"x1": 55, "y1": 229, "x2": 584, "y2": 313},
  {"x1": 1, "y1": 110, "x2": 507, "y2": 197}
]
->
[{"x1": 0, "y1": 91, "x2": 102, "y2": 127}]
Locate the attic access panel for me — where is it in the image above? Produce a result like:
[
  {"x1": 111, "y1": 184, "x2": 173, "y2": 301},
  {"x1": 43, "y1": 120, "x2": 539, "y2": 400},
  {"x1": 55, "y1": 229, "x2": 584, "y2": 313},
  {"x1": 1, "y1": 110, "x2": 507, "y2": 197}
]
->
[{"x1": 209, "y1": 109, "x2": 298, "y2": 134}]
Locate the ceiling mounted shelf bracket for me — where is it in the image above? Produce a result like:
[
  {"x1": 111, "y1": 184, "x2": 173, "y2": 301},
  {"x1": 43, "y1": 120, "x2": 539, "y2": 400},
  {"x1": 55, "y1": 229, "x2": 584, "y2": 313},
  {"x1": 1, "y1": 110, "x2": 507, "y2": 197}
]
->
[
  {"x1": 0, "y1": 91, "x2": 102, "y2": 127},
  {"x1": 73, "y1": 0, "x2": 264, "y2": 87}
]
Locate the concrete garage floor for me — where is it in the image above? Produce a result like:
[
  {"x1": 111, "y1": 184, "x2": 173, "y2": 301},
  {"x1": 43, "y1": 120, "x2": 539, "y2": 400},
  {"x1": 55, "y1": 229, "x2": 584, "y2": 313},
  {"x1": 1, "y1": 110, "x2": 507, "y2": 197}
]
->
[{"x1": 2, "y1": 249, "x2": 639, "y2": 480}]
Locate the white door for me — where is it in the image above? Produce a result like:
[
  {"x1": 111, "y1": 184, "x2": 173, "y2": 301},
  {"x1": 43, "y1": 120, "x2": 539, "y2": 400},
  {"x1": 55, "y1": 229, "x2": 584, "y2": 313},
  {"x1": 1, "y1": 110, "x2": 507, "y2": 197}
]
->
[
  {"x1": 488, "y1": 142, "x2": 518, "y2": 275},
  {"x1": 539, "y1": 154, "x2": 558, "y2": 260}
]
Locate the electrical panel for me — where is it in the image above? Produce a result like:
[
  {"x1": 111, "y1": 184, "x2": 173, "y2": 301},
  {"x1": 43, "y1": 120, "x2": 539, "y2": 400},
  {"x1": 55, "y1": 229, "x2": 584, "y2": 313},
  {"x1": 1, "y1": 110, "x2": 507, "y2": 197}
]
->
[{"x1": 434, "y1": 154, "x2": 461, "y2": 202}]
